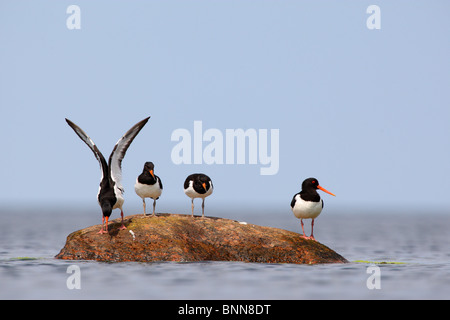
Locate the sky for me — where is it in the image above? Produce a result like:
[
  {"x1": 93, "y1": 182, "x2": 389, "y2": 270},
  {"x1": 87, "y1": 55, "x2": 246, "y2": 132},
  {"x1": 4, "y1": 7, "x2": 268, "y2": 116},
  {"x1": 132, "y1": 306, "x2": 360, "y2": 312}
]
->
[{"x1": 0, "y1": 1, "x2": 449, "y2": 217}]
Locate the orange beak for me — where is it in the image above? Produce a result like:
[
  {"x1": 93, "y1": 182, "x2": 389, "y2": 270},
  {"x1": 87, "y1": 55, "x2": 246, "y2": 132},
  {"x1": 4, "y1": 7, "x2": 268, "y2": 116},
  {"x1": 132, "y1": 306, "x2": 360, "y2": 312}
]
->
[
  {"x1": 202, "y1": 182, "x2": 207, "y2": 190},
  {"x1": 317, "y1": 185, "x2": 336, "y2": 196},
  {"x1": 149, "y1": 170, "x2": 155, "y2": 179}
]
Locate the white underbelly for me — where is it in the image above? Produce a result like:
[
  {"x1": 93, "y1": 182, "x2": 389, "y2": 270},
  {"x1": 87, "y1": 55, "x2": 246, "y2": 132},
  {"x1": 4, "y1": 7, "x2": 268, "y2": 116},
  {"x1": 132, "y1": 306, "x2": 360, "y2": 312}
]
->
[
  {"x1": 292, "y1": 195, "x2": 323, "y2": 219},
  {"x1": 135, "y1": 179, "x2": 162, "y2": 199}
]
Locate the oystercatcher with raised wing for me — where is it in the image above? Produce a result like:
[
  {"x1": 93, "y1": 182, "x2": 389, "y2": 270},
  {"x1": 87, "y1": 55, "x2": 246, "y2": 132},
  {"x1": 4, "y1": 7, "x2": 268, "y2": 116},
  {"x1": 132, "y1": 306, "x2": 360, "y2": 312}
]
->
[
  {"x1": 135, "y1": 161, "x2": 163, "y2": 216},
  {"x1": 65, "y1": 117, "x2": 150, "y2": 234},
  {"x1": 290, "y1": 177, "x2": 335, "y2": 240},
  {"x1": 184, "y1": 173, "x2": 213, "y2": 218}
]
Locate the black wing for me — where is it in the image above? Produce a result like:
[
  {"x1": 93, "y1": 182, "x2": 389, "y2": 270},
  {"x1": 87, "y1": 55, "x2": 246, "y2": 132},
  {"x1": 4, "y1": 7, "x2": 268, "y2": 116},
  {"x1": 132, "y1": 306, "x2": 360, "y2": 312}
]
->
[
  {"x1": 290, "y1": 193, "x2": 299, "y2": 208},
  {"x1": 65, "y1": 118, "x2": 109, "y2": 181},
  {"x1": 109, "y1": 117, "x2": 150, "y2": 191}
]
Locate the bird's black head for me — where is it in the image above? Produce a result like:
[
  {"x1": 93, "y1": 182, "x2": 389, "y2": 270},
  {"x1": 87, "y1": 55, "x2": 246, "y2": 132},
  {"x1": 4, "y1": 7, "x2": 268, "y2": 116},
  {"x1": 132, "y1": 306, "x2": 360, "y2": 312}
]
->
[
  {"x1": 199, "y1": 174, "x2": 212, "y2": 191},
  {"x1": 301, "y1": 177, "x2": 335, "y2": 196},
  {"x1": 101, "y1": 201, "x2": 113, "y2": 218},
  {"x1": 302, "y1": 178, "x2": 319, "y2": 190},
  {"x1": 143, "y1": 161, "x2": 154, "y2": 171},
  {"x1": 143, "y1": 161, "x2": 155, "y2": 178},
  {"x1": 188, "y1": 173, "x2": 212, "y2": 193}
]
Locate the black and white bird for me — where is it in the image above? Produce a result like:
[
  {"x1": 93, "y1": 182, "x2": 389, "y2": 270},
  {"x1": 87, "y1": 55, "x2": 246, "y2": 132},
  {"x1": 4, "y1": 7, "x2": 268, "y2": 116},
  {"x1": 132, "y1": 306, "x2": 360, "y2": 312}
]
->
[
  {"x1": 183, "y1": 173, "x2": 213, "y2": 218},
  {"x1": 65, "y1": 117, "x2": 150, "y2": 234},
  {"x1": 290, "y1": 177, "x2": 335, "y2": 241},
  {"x1": 134, "y1": 161, "x2": 163, "y2": 216}
]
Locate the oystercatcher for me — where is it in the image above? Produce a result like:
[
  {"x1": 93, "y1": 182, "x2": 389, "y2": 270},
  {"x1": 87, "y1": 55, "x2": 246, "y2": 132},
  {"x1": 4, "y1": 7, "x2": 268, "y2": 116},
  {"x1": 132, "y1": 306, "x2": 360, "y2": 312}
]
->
[
  {"x1": 290, "y1": 177, "x2": 335, "y2": 240},
  {"x1": 65, "y1": 117, "x2": 150, "y2": 234},
  {"x1": 183, "y1": 173, "x2": 213, "y2": 218},
  {"x1": 134, "y1": 161, "x2": 163, "y2": 216}
]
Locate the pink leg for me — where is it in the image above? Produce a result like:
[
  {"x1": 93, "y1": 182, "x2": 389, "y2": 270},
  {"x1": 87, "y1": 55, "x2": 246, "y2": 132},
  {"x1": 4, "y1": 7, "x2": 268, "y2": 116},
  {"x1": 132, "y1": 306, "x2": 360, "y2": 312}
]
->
[
  {"x1": 300, "y1": 219, "x2": 307, "y2": 238},
  {"x1": 309, "y1": 219, "x2": 316, "y2": 241},
  {"x1": 119, "y1": 209, "x2": 127, "y2": 230}
]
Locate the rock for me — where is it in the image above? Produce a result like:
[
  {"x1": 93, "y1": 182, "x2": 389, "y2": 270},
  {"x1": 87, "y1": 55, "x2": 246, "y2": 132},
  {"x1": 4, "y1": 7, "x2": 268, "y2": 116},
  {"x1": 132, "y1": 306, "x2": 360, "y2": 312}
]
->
[{"x1": 55, "y1": 213, "x2": 347, "y2": 264}]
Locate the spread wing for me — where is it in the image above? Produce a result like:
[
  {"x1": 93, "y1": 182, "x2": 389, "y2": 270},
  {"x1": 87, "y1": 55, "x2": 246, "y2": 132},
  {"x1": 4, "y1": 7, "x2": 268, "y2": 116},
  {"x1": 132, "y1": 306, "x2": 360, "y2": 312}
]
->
[
  {"x1": 65, "y1": 118, "x2": 108, "y2": 181},
  {"x1": 109, "y1": 116, "x2": 150, "y2": 191}
]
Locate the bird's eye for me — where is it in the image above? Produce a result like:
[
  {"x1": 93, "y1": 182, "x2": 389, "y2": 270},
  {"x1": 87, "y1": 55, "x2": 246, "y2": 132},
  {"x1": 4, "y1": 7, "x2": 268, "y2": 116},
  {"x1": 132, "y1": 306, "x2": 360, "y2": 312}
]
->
[{"x1": 312, "y1": 180, "x2": 316, "y2": 184}]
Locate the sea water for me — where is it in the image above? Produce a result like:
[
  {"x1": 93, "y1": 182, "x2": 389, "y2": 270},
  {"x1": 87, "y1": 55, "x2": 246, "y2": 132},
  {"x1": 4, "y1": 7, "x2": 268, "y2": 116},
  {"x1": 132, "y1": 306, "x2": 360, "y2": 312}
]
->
[{"x1": 0, "y1": 207, "x2": 449, "y2": 300}]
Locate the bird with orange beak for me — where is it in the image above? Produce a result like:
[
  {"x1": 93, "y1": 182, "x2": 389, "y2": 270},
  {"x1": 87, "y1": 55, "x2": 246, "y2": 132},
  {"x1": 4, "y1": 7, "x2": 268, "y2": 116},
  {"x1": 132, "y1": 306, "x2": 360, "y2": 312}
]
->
[
  {"x1": 184, "y1": 173, "x2": 213, "y2": 218},
  {"x1": 135, "y1": 162, "x2": 163, "y2": 216},
  {"x1": 66, "y1": 117, "x2": 150, "y2": 234},
  {"x1": 290, "y1": 177, "x2": 335, "y2": 240}
]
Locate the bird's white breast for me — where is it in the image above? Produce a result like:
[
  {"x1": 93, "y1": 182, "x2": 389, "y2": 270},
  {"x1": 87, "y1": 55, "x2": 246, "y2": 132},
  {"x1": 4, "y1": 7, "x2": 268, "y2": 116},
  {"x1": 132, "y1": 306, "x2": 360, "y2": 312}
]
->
[
  {"x1": 134, "y1": 178, "x2": 162, "y2": 199},
  {"x1": 291, "y1": 195, "x2": 323, "y2": 219}
]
